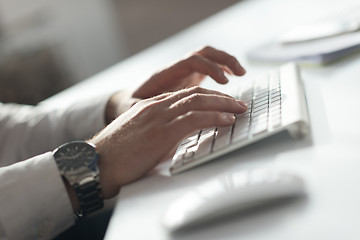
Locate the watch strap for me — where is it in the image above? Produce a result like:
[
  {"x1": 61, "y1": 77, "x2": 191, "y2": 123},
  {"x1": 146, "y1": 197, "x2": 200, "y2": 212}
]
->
[{"x1": 74, "y1": 179, "x2": 103, "y2": 217}]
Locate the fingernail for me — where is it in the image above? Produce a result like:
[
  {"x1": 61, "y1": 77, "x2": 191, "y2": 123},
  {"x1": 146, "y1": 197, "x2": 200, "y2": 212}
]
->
[
  {"x1": 223, "y1": 113, "x2": 235, "y2": 122},
  {"x1": 237, "y1": 100, "x2": 248, "y2": 109}
]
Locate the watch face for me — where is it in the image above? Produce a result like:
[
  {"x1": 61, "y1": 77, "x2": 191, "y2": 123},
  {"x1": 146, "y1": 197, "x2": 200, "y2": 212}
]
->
[{"x1": 54, "y1": 142, "x2": 98, "y2": 174}]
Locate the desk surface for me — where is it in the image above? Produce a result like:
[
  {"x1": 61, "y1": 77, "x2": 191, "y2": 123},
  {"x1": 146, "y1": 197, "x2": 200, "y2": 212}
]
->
[{"x1": 46, "y1": 0, "x2": 360, "y2": 239}]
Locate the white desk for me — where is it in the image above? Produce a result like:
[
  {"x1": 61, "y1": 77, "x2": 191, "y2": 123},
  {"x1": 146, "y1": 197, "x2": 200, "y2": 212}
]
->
[{"x1": 45, "y1": 0, "x2": 360, "y2": 239}]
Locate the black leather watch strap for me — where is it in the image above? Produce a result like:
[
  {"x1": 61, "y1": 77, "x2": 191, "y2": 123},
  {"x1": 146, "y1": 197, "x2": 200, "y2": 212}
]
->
[{"x1": 74, "y1": 180, "x2": 103, "y2": 217}]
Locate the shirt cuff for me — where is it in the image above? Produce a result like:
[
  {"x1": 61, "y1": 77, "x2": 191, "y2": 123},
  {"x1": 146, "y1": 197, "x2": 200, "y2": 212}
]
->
[
  {"x1": 58, "y1": 93, "x2": 112, "y2": 141},
  {"x1": 0, "y1": 152, "x2": 74, "y2": 240}
]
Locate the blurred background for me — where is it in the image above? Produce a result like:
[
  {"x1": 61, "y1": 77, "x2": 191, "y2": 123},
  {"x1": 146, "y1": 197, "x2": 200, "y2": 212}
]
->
[{"x1": 0, "y1": 0, "x2": 240, "y2": 105}]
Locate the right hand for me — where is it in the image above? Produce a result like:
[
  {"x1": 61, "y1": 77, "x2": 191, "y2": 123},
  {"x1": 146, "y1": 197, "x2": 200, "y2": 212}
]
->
[
  {"x1": 132, "y1": 46, "x2": 246, "y2": 99},
  {"x1": 89, "y1": 86, "x2": 248, "y2": 199}
]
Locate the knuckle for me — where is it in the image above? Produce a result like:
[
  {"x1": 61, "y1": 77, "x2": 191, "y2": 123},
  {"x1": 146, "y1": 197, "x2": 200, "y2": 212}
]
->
[
  {"x1": 226, "y1": 57, "x2": 239, "y2": 69},
  {"x1": 215, "y1": 112, "x2": 225, "y2": 121},
  {"x1": 205, "y1": 112, "x2": 223, "y2": 124},
  {"x1": 215, "y1": 67, "x2": 224, "y2": 76},
  {"x1": 187, "y1": 85, "x2": 203, "y2": 93},
  {"x1": 138, "y1": 106, "x2": 152, "y2": 117},
  {"x1": 224, "y1": 98, "x2": 238, "y2": 110},
  {"x1": 228, "y1": 55, "x2": 238, "y2": 65},
  {"x1": 188, "y1": 93, "x2": 203, "y2": 103},
  {"x1": 182, "y1": 55, "x2": 201, "y2": 72},
  {"x1": 185, "y1": 111, "x2": 201, "y2": 121},
  {"x1": 223, "y1": 96, "x2": 234, "y2": 104},
  {"x1": 200, "y1": 45, "x2": 213, "y2": 53},
  {"x1": 187, "y1": 54, "x2": 201, "y2": 63},
  {"x1": 139, "y1": 100, "x2": 161, "y2": 115}
]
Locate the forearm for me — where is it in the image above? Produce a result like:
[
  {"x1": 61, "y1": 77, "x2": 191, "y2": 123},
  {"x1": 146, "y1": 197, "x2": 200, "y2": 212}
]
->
[
  {"x1": 0, "y1": 95, "x2": 109, "y2": 166},
  {"x1": 0, "y1": 153, "x2": 74, "y2": 240}
]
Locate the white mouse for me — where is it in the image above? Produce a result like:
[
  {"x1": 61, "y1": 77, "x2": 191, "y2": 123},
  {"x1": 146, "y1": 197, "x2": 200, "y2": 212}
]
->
[{"x1": 162, "y1": 168, "x2": 306, "y2": 232}]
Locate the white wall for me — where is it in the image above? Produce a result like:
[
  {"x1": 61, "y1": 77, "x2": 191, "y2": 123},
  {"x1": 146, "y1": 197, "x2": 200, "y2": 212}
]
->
[{"x1": 0, "y1": 0, "x2": 128, "y2": 83}]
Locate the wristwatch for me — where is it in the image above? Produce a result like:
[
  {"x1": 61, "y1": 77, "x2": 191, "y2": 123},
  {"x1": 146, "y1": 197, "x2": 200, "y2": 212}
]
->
[{"x1": 53, "y1": 141, "x2": 104, "y2": 218}]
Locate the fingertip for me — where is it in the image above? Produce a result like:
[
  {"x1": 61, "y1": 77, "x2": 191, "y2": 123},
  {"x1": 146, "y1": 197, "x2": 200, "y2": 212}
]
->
[
  {"x1": 237, "y1": 100, "x2": 248, "y2": 110},
  {"x1": 239, "y1": 67, "x2": 246, "y2": 76},
  {"x1": 222, "y1": 113, "x2": 236, "y2": 124},
  {"x1": 216, "y1": 70, "x2": 229, "y2": 84},
  {"x1": 234, "y1": 62, "x2": 246, "y2": 76}
]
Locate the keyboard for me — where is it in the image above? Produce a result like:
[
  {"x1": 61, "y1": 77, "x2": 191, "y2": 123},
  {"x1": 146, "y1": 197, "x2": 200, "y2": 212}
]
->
[{"x1": 170, "y1": 63, "x2": 310, "y2": 175}]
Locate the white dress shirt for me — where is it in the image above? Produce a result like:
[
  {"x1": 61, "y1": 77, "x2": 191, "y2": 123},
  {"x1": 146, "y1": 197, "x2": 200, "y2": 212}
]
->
[{"x1": 0, "y1": 95, "x2": 109, "y2": 240}]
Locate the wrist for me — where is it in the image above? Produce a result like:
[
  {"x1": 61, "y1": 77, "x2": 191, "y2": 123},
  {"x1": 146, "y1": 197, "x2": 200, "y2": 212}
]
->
[
  {"x1": 89, "y1": 138, "x2": 119, "y2": 199},
  {"x1": 53, "y1": 141, "x2": 104, "y2": 217},
  {"x1": 105, "y1": 90, "x2": 140, "y2": 124}
]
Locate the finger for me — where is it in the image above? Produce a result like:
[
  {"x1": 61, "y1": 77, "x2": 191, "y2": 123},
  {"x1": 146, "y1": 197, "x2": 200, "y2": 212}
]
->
[
  {"x1": 130, "y1": 86, "x2": 236, "y2": 120},
  {"x1": 160, "y1": 86, "x2": 236, "y2": 106},
  {"x1": 167, "y1": 111, "x2": 236, "y2": 140},
  {"x1": 221, "y1": 65, "x2": 234, "y2": 75},
  {"x1": 151, "y1": 92, "x2": 173, "y2": 101},
  {"x1": 196, "y1": 46, "x2": 246, "y2": 76},
  {"x1": 166, "y1": 93, "x2": 248, "y2": 120},
  {"x1": 130, "y1": 92, "x2": 172, "y2": 110},
  {"x1": 172, "y1": 54, "x2": 230, "y2": 84}
]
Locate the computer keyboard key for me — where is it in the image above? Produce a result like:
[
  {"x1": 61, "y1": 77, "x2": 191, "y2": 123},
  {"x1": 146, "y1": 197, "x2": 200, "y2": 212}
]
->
[
  {"x1": 232, "y1": 129, "x2": 249, "y2": 143},
  {"x1": 181, "y1": 139, "x2": 198, "y2": 150},
  {"x1": 270, "y1": 99, "x2": 281, "y2": 108},
  {"x1": 251, "y1": 121, "x2": 268, "y2": 136},
  {"x1": 173, "y1": 147, "x2": 186, "y2": 160},
  {"x1": 200, "y1": 128, "x2": 216, "y2": 137},
  {"x1": 232, "y1": 117, "x2": 250, "y2": 142},
  {"x1": 254, "y1": 90, "x2": 269, "y2": 99},
  {"x1": 192, "y1": 128, "x2": 216, "y2": 158},
  {"x1": 170, "y1": 63, "x2": 310, "y2": 174},
  {"x1": 171, "y1": 158, "x2": 183, "y2": 170},
  {"x1": 270, "y1": 88, "x2": 281, "y2": 95},
  {"x1": 253, "y1": 99, "x2": 268, "y2": 109},
  {"x1": 270, "y1": 109, "x2": 281, "y2": 120},
  {"x1": 270, "y1": 117, "x2": 282, "y2": 129},
  {"x1": 253, "y1": 104, "x2": 268, "y2": 114},
  {"x1": 193, "y1": 140, "x2": 213, "y2": 159},
  {"x1": 271, "y1": 95, "x2": 281, "y2": 103},
  {"x1": 184, "y1": 149, "x2": 195, "y2": 160},
  {"x1": 180, "y1": 133, "x2": 199, "y2": 147},
  {"x1": 234, "y1": 114, "x2": 250, "y2": 127},
  {"x1": 213, "y1": 126, "x2": 232, "y2": 151},
  {"x1": 252, "y1": 108, "x2": 268, "y2": 118}
]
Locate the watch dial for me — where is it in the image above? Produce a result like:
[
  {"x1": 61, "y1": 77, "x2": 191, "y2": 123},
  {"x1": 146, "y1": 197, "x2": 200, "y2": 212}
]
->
[{"x1": 54, "y1": 142, "x2": 98, "y2": 173}]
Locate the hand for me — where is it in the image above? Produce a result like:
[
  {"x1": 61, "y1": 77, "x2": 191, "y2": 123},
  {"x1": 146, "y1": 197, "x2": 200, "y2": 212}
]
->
[
  {"x1": 105, "y1": 46, "x2": 246, "y2": 123},
  {"x1": 90, "y1": 86, "x2": 248, "y2": 199},
  {"x1": 132, "y1": 46, "x2": 246, "y2": 99},
  {"x1": 105, "y1": 90, "x2": 140, "y2": 124}
]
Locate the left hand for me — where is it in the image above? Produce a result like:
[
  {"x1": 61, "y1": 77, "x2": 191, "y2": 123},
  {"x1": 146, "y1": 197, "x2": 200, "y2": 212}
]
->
[{"x1": 132, "y1": 46, "x2": 246, "y2": 99}]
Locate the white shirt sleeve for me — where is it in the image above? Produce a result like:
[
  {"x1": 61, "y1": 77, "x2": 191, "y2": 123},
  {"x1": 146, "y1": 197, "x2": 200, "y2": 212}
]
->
[
  {"x1": 0, "y1": 153, "x2": 74, "y2": 240},
  {"x1": 0, "y1": 94, "x2": 112, "y2": 239},
  {"x1": 0, "y1": 95, "x2": 110, "y2": 167}
]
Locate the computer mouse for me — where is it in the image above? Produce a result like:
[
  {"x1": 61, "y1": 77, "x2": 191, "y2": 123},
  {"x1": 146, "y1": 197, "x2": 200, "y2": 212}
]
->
[{"x1": 162, "y1": 168, "x2": 306, "y2": 232}]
